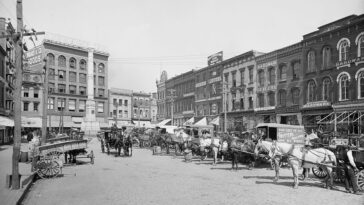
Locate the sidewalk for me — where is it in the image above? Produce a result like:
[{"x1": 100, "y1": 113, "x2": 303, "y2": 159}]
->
[{"x1": 0, "y1": 143, "x2": 35, "y2": 205}]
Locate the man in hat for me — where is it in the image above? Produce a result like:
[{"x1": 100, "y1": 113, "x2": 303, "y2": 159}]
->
[{"x1": 340, "y1": 145, "x2": 362, "y2": 195}]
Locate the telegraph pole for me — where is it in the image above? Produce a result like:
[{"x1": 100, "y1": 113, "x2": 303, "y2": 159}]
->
[
  {"x1": 41, "y1": 58, "x2": 48, "y2": 144},
  {"x1": 168, "y1": 89, "x2": 176, "y2": 126},
  {"x1": 223, "y1": 82, "x2": 228, "y2": 132}
]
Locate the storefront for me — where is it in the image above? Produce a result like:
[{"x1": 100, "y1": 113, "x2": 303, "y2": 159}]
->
[
  {"x1": 301, "y1": 101, "x2": 333, "y2": 131},
  {"x1": 255, "y1": 106, "x2": 276, "y2": 124},
  {"x1": 275, "y1": 105, "x2": 301, "y2": 125},
  {"x1": 0, "y1": 116, "x2": 14, "y2": 145}
]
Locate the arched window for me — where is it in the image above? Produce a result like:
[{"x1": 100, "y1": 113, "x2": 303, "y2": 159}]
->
[
  {"x1": 279, "y1": 64, "x2": 287, "y2": 80},
  {"x1": 98, "y1": 63, "x2": 105, "y2": 73},
  {"x1": 339, "y1": 74, "x2": 349, "y2": 101},
  {"x1": 355, "y1": 33, "x2": 364, "y2": 57},
  {"x1": 278, "y1": 90, "x2": 286, "y2": 106},
  {"x1": 58, "y1": 55, "x2": 66, "y2": 67},
  {"x1": 322, "y1": 46, "x2": 331, "y2": 69},
  {"x1": 307, "y1": 80, "x2": 316, "y2": 102},
  {"x1": 268, "y1": 67, "x2": 275, "y2": 85},
  {"x1": 357, "y1": 71, "x2": 364, "y2": 99},
  {"x1": 322, "y1": 78, "x2": 331, "y2": 101},
  {"x1": 69, "y1": 58, "x2": 76, "y2": 69},
  {"x1": 307, "y1": 50, "x2": 316, "y2": 72},
  {"x1": 291, "y1": 88, "x2": 300, "y2": 105},
  {"x1": 338, "y1": 39, "x2": 350, "y2": 61},
  {"x1": 80, "y1": 59, "x2": 86, "y2": 70},
  {"x1": 47, "y1": 53, "x2": 55, "y2": 66},
  {"x1": 292, "y1": 61, "x2": 299, "y2": 79}
]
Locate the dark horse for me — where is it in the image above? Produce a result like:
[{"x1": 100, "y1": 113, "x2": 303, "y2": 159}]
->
[
  {"x1": 123, "y1": 134, "x2": 133, "y2": 157},
  {"x1": 228, "y1": 138, "x2": 256, "y2": 170},
  {"x1": 104, "y1": 125, "x2": 124, "y2": 156}
]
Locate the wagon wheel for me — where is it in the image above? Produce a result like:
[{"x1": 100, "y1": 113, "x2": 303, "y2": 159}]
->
[
  {"x1": 357, "y1": 170, "x2": 364, "y2": 191},
  {"x1": 312, "y1": 166, "x2": 328, "y2": 179},
  {"x1": 45, "y1": 150, "x2": 62, "y2": 160},
  {"x1": 36, "y1": 158, "x2": 61, "y2": 179},
  {"x1": 145, "y1": 141, "x2": 151, "y2": 148},
  {"x1": 90, "y1": 150, "x2": 95, "y2": 165},
  {"x1": 333, "y1": 167, "x2": 345, "y2": 183}
]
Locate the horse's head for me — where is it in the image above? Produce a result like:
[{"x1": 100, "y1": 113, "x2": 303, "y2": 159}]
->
[{"x1": 254, "y1": 139, "x2": 274, "y2": 158}]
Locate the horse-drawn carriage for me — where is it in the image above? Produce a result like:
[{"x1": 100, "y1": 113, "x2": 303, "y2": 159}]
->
[{"x1": 34, "y1": 134, "x2": 94, "y2": 178}]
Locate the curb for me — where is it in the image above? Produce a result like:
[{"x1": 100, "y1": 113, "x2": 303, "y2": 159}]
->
[{"x1": 16, "y1": 173, "x2": 37, "y2": 205}]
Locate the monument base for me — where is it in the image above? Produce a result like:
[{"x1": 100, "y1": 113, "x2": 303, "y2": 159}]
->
[{"x1": 81, "y1": 121, "x2": 100, "y2": 137}]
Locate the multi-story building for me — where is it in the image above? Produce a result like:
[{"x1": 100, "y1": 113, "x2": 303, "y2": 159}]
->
[
  {"x1": 165, "y1": 70, "x2": 195, "y2": 126},
  {"x1": 24, "y1": 34, "x2": 109, "y2": 131},
  {"x1": 223, "y1": 50, "x2": 262, "y2": 131},
  {"x1": 132, "y1": 91, "x2": 152, "y2": 127},
  {"x1": 255, "y1": 51, "x2": 278, "y2": 124},
  {"x1": 108, "y1": 88, "x2": 132, "y2": 127},
  {"x1": 156, "y1": 71, "x2": 168, "y2": 122},
  {"x1": 275, "y1": 43, "x2": 303, "y2": 125},
  {"x1": 0, "y1": 17, "x2": 15, "y2": 144},
  {"x1": 301, "y1": 15, "x2": 364, "y2": 136},
  {"x1": 194, "y1": 63, "x2": 224, "y2": 126},
  {"x1": 150, "y1": 92, "x2": 158, "y2": 124}
]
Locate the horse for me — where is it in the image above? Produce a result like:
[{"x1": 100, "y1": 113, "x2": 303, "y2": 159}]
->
[
  {"x1": 104, "y1": 131, "x2": 124, "y2": 156},
  {"x1": 228, "y1": 138, "x2": 256, "y2": 170},
  {"x1": 254, "y1": 139, "x2": 337, "y2": 189}
]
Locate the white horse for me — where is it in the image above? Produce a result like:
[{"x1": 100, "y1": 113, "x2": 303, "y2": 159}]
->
[{"x1": 254, "y1": 139, "x2": 337, "y2": 189}]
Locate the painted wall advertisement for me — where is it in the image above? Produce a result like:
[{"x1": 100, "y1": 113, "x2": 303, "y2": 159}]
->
[
  {"x1": 277, "y1": 127, "x2": 305, "y2": 145},
  {"x1": 208, "y1": 51, "x2": 223, "y2": 66}
]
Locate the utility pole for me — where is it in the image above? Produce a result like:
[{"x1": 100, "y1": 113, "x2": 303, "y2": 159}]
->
[
  {"x1": 41, "y1": 58, "x2": 48, "y2": 144},
  {"x1": 168, "y1": 89, "x2": 176, "y2": 126},
  {"x1": 223, "y1": 82, "x2": 228, "y2": 133}
]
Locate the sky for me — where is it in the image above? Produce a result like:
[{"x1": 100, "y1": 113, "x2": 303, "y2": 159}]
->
[{"x1": 1, "y1": 0, "x2": 364, "y2": 93}]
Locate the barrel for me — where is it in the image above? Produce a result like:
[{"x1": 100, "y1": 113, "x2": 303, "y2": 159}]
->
[{"x1": 153, "y1": 146, "x2": 161, "y2": 155}]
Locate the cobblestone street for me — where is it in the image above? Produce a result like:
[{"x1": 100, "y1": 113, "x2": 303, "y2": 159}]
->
[{"x1": 22, "y1": 139, "x2": 363, "y2": 205}]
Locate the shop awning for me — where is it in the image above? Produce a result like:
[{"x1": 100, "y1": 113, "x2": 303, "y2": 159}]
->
[
  {"x1": 183, "y1": 117, "x2": 194, "y2": 126},
  {"x1": 209, "y1": 116, "x2": 220, "y2": 126},
  {"x1": 0, "y1": 116, "x2": 14, "y2": 127},
  {"x1": 157, "y1": 119, "x2": 171, "y2": 127},
  {"x1": 193, "y1": 117, "x2": 207, "y2": 126},
  {"x1": 21, "y1": 117, "x2": 42, "y2": 128}
]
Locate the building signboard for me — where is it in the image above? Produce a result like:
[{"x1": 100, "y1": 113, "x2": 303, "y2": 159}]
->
[
  {"x1": 336, "y1": 56, "x2": 364, "y2": 68},
  {"x1": 302, "y1": 101, "x2": 331, "y2": 109},
  {"x1": 25, "y1": 46, "x2": 43, "y2": 67},
  {"x1": 257, "y1": 60, "x2": 277, "y2": 69},
  {"x1": 257, "y1": 85, "x2": 276, "y2": 92},
  {"x1": 208, "y1": 51, "x2": 223, "y2": 66}
]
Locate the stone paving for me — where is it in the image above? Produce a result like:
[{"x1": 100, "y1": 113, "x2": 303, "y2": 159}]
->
[{"x1": 22, "y1": 139, "x2": 363, "y2": 205}]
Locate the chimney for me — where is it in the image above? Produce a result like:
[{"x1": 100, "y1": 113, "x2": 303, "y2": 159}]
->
[{"x1": 0, "y1": 17, "x2": 6, "y2": 51}]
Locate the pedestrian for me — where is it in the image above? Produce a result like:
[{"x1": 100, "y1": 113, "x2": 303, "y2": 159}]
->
[
  {"x1": 340, "y1": 145, "x2": 362, "y2": 195},
  {"x1": 27, "y1": 131, "x2": 33, "y2": 142},
  {"x1": 211, "y1": 132, "x2": 220, "y2": 165}
]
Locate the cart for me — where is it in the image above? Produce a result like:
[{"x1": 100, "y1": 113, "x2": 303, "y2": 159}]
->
[{"x1": 34, "y1": 139, "x2": 94, "y2": 178}]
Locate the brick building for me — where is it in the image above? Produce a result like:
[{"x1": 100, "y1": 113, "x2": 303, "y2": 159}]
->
[
  {"x1": 108, "y1": 88, "x2": 133, "y2": 127},
  {"x1": 132, "y1": 91, "x2": 152, "y2": 128},
  {"x1": 156, "y1": 71, "x2": 168, "y2": 122}
]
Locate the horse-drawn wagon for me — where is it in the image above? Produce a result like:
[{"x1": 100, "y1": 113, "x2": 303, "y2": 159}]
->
[{"x1": 34, "y1": 138, "x2": 94, "y2": 178}]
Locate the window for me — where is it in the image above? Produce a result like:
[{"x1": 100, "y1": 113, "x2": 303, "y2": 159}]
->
[
  {"x1": 93, "y1": 75, "x2": 96, "y2": 85},
  {"x1": 58, "y1": 84, "x2": 66, "y2": 93},
  {"x1": 118, "y1": 110, "x2": 122, "y2": 118},
  {"x1": 292, "y1": 89, "x2": 300, "y2": 105},
  {"x1": 268, "y1": 67, "x2": 275, "y2": 85},
  {"x1": 79, "y1": 73, "x2": 87, "y2": 83},
  {"x1": 79, "y1": 86, "x2": 86, "y2": 95},
  {"x1": 258, "y1": 93, "x2": 264, "y2": 107},
  {"x1": 268, "y1": 92, "x2": 275, "y2": 106},
  {"x1": 357, "y1": 34, "x2": 364, "y2": 57},
  {"x1": 232, "y1": 72, "x2": 236, "y2": 87},
  {"x1": 80, "y1": 60, "x2": 87, "y2": 70},
  {"x1": 58, "y1": 70, "x2": 66, "y2": 81},
  {"x1": 69, "y1": 85, "x2": 76, "y2": 95},
  {"x1": 338, "y1": 38, "x2": 350, "y2": 61},
  {"x1": 339, "y1": 74, "x2": 349, "y2": 101},
  {"x1": 113, "y1": 98, "x2": 117, "y2": 106},
  {"x1": 69, "y1": 99, "x2": 76, "y2": 112},
  {"x1": 240, "y1": 98, "x2": 244, "y2": 109},
  {"x1": 48, "y1": 97, "x2": 54, "y2": 110},
  {"x1": 322, "y1": 78, "x2": 331, "y2": 101},
  {"x1": 98, "y1": 63, "x2": 105, "y2": 73},
  {"x1": 23, "y1": 87, "x2": 29, "y2": 97},
  {"x1": 79, "y1": 100, "x2": 86, "y2": 112},
  {"x1": 47, "y1": 53, "x2": 55, "y2": 66},
  {"x1": 279, "y1": 64, "x2": 287, "y2": 80},
  {"x1": 240, "y1": 69, "x2": 245, "y2": 85},
  {"x1": 98, "y1": 89, "x2": 105, "y2": 97},
  {"x1": 113, "y1": 110, "x2": 117, "y2": 116},
  {"x1": 307, "y1": 51, "x2": 316, "y2": 72},
  {"x1": 58, "y1": 55, "x2": 66, "y2": 67},
  {"x1": 249, "y1": 67, "x2": 253, "y2": 83},
  {"x1": 307, "y1": 81, "x2": 316, "y2": 102},
  {"x1": 322, "y1": 47, "x2": 331, "y2": 69},
  {"x1": 258, "y1": 70, "x2": 265, "y2": 87},
  {"x1": 292, "y1": 62, "x2": 299, "y2": 79},
  {"x1": 49, "y1": 83, "x2": 55, "y2": 94},
  {"x1": 93, "y1": 62, "x2": 96, "y2": 73},
  {"x1": 34, "y1": 88, "x2": 39, "y2": 98},
  {"x1": 278, "y1": 90, "x2": 286, "y2": 106},
  {"x1": 248, "y1": 97, "x2": 253, "y2": 109},
  {"x1": 23, "y1": 102, "x2": 29, "y2": 111},
  {"x1": 57, "y1": 98, "x2": 65, "y2": 111},
  {"x1": 97, "y1": 102, "x2": 104, "y2": 113},
  {"x1": 124, "y1": 100, "x2": 128, "y2": 106},
  {"x1": 145, "y1": 109, "x2": 149, "y2": 118},
  {"x1": 98, "y1": 76, "x2": 105, "y2": 86},
  {"x1": 69, "y1": 72, "x2": 77, "y2": 82},
  {"x1": 69, "y1": 58, "x2": 76, "y2": 69},
  {"x1": 358, "y1": 71, "x2": 364, "y2": 99},
  {"x1": 49, "y1": 69, "x2": 55, "y2": 80}
]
